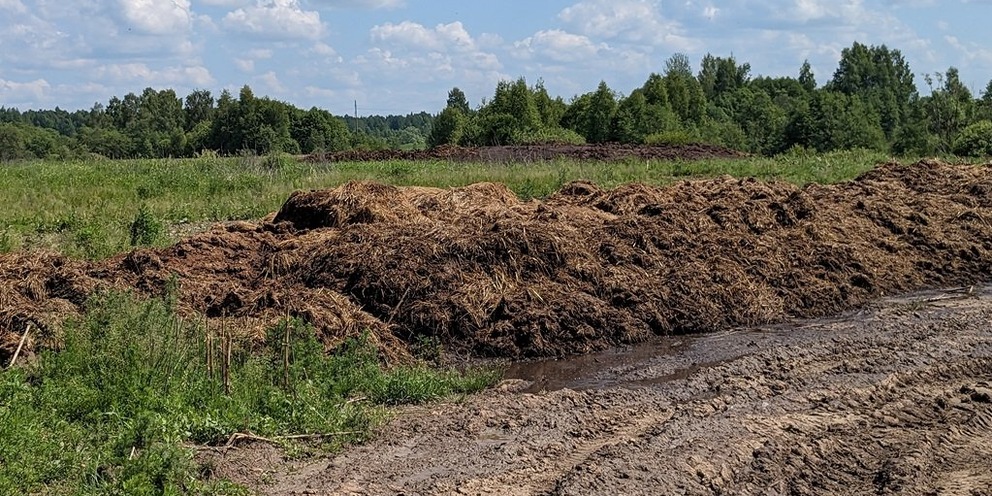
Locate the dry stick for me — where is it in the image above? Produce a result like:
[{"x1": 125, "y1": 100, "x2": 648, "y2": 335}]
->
[
  {"x1": 8, "y1": 323, "x2": 32, "y2": 369},
  {"x1": 222, "y1": 311, "x2": 231, "y2": 396},
  {"x1": 205, "y1": 315, "x2": 214, "y2": 381},
  {"x1": 225, "y1": 431, "x2": 362, "y2": 447},
  {"x1": 283, "y1": 314, "x2": 291, "y2": 392}
]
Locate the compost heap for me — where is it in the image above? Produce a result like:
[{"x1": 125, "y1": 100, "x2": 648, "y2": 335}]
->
[
  {"x1": 3, "y1": 159, "x2": 992, "y2": 362},
  {"x1": 305, "y1": 143, "x2": 747, "y2": 163}
]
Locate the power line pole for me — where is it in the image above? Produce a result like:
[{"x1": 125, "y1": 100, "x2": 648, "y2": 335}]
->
[{"x1": 354, "y1": 100, "x2": 358, "y2": 119}]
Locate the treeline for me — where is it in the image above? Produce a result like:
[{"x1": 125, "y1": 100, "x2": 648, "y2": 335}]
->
[
  {"x1": 0, "y1": 86, "x2": 432, "y2": 160},
  {"x1": 430, "y1": 42, "x2": 992, "y2": 157},
  {"x1": 3, "y1": 41, "x2": 992, "y2": 161}
]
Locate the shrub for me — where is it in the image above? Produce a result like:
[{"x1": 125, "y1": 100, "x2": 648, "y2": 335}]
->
[
  {"x1": 644, "y1": 129, "x2": 699, "y2": 146},
  {"x1": 952, "y1": 120, "x2": 992, "y2": 157},
  {"x1": 129, "y1": 205, "x2": 163, "y2": 247}
]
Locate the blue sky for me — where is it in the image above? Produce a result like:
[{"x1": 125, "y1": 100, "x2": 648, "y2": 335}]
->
[{"x1": 2, "y1": 0, "x2": 991, "y2": 116}]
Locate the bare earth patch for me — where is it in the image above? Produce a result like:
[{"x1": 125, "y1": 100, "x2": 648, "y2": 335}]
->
[{"x1": 203, "y1": 286, "x2": 992, "y2": 495}]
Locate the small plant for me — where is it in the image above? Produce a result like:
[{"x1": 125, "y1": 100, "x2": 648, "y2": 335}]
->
[
  {"x1": 129, "y1": 204, "x2": 163, "y2": 247},
  {"x1": 411, "y1": 334, "x2": 444, "y2": 363}
]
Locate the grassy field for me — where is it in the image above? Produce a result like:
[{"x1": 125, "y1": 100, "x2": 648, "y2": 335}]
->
[
  {"x1": 0, "y1": 148, "x2": 889, "y2": 259},
  {"x1": 0, "y1": 148, "x2": 895, "y2": 493}
]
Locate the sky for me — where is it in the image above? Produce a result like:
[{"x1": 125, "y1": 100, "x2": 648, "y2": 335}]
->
[{"x1": 1, "y1": 0, "x2": 991, "y2": 116}]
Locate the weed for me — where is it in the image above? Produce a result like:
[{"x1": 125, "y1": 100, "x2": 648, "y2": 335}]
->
[
  {"x1": 130, "y1": 205, "x2": 163, "y2": 247},
  {"x1": 0, "y1": 291, "x2": 499, "y2": 493}
]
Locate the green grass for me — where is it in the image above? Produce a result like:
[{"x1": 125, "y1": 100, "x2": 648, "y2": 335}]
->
[
  {"x1": 0, "y1": 149, "x2": 891, "y2": 258},
  {"x1": 0, "y1": 291, "x2": 499, "y2": 495}
]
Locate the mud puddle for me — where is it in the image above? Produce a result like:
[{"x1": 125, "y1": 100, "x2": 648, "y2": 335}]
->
[
  {"x1": 504, "y1": 285, "x2": 990, "y2": 394},
  {"x1": 201, "y1": 284, "x2": 992, "y2": 495}
]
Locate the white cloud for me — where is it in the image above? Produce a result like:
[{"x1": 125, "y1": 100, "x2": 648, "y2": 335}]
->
[
  {"x1": 0, "y1": 0, "x2": 27, "y2": 13},
  {"x1": 256, "y1": 70, "x2": 285, "y2": 92},
  {"x1": 558, "y1": 0, "x2": 696, "y2": 50},
  {"x1": 311, "y1": 42, "x2": 338, "y2": 57},
  {"x1": 513, "y1": 30, "x2": 605, "y2": 63},
  {"x1": 92, "y1": 63, "x2": 215, "y2": 86},
  {"x1": 234, "y1": 58, "x2": 255, "y2": 72},
  {"x1": 311, "y1": 0, "x2": 404, "y2": 7},
  {"x1": 370, "y1": 21, "x2": 478, "y2": 52},
  {"x1": 945, "y1": 35, "x2": 992, "y2": 65},
  {"x1": 119, "y1": 0, "x2": 193, "y2": 35},
  {"x1": 363, "y1": 20, "x2": 502, "y2": 78},
  {"x1": 0, "y1": 77, "x2": 50, "y2": 103},
  {"x1": 223, "y1": 0, "x2": 324, "y2": 40}
]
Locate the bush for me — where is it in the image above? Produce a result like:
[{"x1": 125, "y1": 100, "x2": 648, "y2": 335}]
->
[
  {"x1": 952, "y1": 120, "x2": 992, "y2": 157},
  {"x1": 513, "y1": 127, "x2": 587, "y2": 146},
  {"x1": 129, "y1": 205, "x2": 163, "y2": 247},
  {"x1": 644, "y1": 129, "x2": 699, "y2": 146}
]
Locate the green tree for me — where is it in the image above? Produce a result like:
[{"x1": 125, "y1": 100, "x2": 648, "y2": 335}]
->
[
  {"x1": 183, "y1": 89, "x2": 214, "y2": 131},
  {"x1": 445, "y1": 87, "x2": 471, "y2": 115},
  {"x1": 952, "y1": 120, "x2": 992, "y2": 156},
  {"x1": 716, "y1": 87, "x2": 786, "y2": 154},
  {"x1": 799, "y1": 60, "x2": 816, "y2": 93},
  {"x1": 979, "y1": 80, "x2": 992, "y2": 122},
  {"x1": 698, "y1": 54, "x2": 751, "y2": 100},
  {"x1": 828, "y1": 42, "x2": 916, "y2": 141},
  {"x1": 804, "y1": 90, "x2": 887, "y2": 152},
  {"x1": 923, "y1": 67, "x2": 975, "y2": 153},
  {"x1": 427, "y1": 106, "x2": 467, "y2": 148},
  {"x1": 469, "y1": 78, "x2": 542, "y2": 145},
  {"x1": 0, "y1": 123, "x2": 28, "y2": 160},
  {"x1": 663, "y1": 54, "x2": 706, "y2": 124},
  {"x1": 562, "y1": 81, "x2": 617, "y2": 143},
  {"x1": 610, "y1": 90, "x2": 679, "y2": 144},
  {"x1": 291, "y1": 107, "x2": 350, "y2": 153},
  {"x1": 532, "y1": 79, "x2": 567, "y2": 129}
]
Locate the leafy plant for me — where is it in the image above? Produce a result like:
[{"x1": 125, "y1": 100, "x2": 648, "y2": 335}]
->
[
  {"x1": 130, "y1": 205, "x2": 163, "y2": 247},
  {"x1": 0, "y1": 291, "x2": 499, "y2": 493},
  {"x1": 953, "y1": 120, "x2": 992, "y2": 157}
]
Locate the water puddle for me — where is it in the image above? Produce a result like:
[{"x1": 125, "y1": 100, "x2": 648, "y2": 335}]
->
[
  {"x1": 502, "y1": 285, "x2": 992, "y2": 394},
  {"x1": 504, "y1": 336, "x2": 692, "y2": 393}
]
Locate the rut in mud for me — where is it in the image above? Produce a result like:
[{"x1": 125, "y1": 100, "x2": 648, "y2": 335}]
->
[
  {"x1": 3, "y1": 159, "x2": 992, "y2": 362},
  {"x1": 198, "y1": 286, "x2": 992, "y2": 495}
]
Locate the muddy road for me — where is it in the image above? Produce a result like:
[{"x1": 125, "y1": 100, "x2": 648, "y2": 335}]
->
[{"x1": 203, "y1": 285, "x2": 992, "y2": 495}]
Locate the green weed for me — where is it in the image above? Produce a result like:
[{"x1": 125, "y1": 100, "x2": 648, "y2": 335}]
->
[{"x1": 0, "y1": 291, "x2": 499, "y2": 494}]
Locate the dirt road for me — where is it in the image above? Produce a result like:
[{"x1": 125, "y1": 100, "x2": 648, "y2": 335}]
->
[{"x1": 202, "y1": 285, "x2": 992, "y2": 495}]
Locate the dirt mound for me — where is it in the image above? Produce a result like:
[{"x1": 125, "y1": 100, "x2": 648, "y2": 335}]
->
[
  {"x1": 3, "y1": 160, "x2": 992, "y2": 362},
  {"x1": 305, "y1": 143, "x2": 747, "y2": 163}
]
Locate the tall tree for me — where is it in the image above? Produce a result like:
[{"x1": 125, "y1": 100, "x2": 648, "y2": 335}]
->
[
  {"x1": 923, "y1": 67, "x2": 975, "y2": 152},
  {"x1": 799, "y1": 60, "x2": 816, "y2": 93},
  {"x1": 698, "y1": 54, "x2": 750, "y2": 100},
  {"x1": 184, "y1": 89, "x2": 214, "y2": 131},
  {"x1": 663, "y1": 54, "x2": 706, "y2": 124},
  {"x1": 446, "y1": 87, "x2": 471, "y2": 115},
  {"x1": 427, "y1": 106, "x2": 467, "y2": 148},
  {"x1": 828, "y1": 42, "x2": 916, "y2": 141}
]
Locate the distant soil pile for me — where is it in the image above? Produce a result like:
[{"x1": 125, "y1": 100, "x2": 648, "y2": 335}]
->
[
  {"x1": 305, "y1": 143, "x2": 747, "y2": 163},
  {"x1": 3, "y1": 159, "x2": 992, "y2": 363}
]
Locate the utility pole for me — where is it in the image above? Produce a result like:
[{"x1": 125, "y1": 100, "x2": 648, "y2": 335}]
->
[{"x1": 354, "y1": 100, "x2": 358, "y2": 119}]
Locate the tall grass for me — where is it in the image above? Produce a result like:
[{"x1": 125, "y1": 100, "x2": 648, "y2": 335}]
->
[
  {"x1": 0, "y1": 149, "x2": 891, "y2": 258},
  {"x1": 0, "y1": 291, "x2": 498, "y2": 494}
]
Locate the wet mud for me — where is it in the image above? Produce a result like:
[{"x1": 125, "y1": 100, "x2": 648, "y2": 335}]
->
[{"x1": 201, "y1": 286, "x2": 992, "y2": 495}]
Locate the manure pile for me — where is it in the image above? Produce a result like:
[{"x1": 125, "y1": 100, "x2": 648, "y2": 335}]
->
[
  {"x1": 305, "y1": 143, "x2": 747, "y2": 163},
  {"x1": 3, "y1": 159, "x2": 992, "y2": 362}
]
